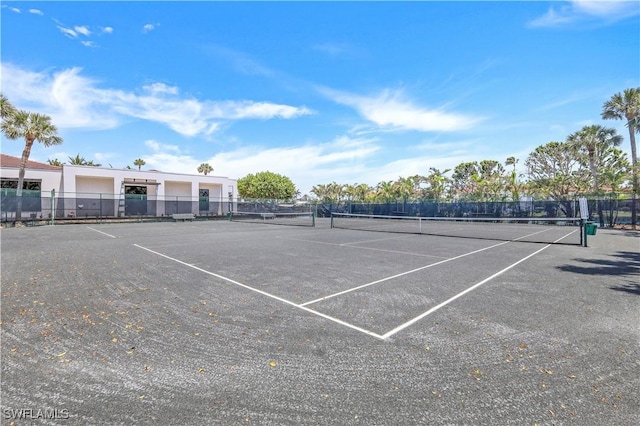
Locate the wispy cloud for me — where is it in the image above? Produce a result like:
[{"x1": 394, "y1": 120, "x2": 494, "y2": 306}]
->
[
  {"x1": 141, "y1": 135, "x2": 381, "y2": 192},
  {"x1": 205, "y1": 44, "x2": 276, "y2": 77},
  {"x1": 319, "y1": 87, "x2": 483, "y2": 133},
  {"x1": 74, "y1": 25, "x2": 91, "y2": 36},
  {"x1": 29, "y1": 9, "x2": 43, "y2": 15},
  {"x1": 312, "y1": 42, "x2": 351, "y2": 57},
  {"x1": 1, "y1": 63, "x2": 314, "y2": 137},
  {"x1": 54, "y1": 20, "x2": 110, "y2": 47},
  {"x1": 529, "y1": 0, "x2": 639, "y2": 27},
  {"x1": 57, "y1": 25, "x2": 78, "y2": 38}
]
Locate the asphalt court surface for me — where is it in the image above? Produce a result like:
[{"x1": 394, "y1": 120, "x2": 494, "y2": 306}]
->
[
  {"x1": 85, "y1": 219, "x2": 560, "y2": 338},
  {"x1": 2, "y1": 218, "x2": 638, "y2": 425}
]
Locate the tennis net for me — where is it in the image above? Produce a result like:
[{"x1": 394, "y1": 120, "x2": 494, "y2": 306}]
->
[
  {"x1": 330, "y1": 212, "x2": 584, "y2": 245},
  {"x1": 230, "y1": 211, "x2": 315, "y2": 227}
]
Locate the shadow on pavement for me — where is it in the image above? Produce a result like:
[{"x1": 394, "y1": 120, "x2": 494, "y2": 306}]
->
[{"x1": 557, "y1": 251, "x2": 640, "y2": 295}]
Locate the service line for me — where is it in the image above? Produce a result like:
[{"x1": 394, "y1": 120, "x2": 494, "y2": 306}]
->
[
  {"x1": 380, "y1": 243, "x2": 552, "y2": 339},
  {"x1": 133, "y1": 244, "x2": 385, "y2": 339},
  {"x1": 300, "y1": 240, "x2": 511, "y2": 307},
  {"x1": 87, "y1": 226, "x2": 117, "y2": 238},
  {"x1": 276, "y1": 236, "x2": 448, "y2": 259}
]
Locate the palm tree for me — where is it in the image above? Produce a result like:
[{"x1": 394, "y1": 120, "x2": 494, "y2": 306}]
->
[
  {"x1": 602, "y1": 87, "x2": 640, "y2": 227},
  {"x1": 68, "y1": 154, "x2": 87, "y2": 165},
  {"x1": 1, "y1": 93, "x2": 17, "y2": 119},
  {"x1": 567, "y1": 125, "x2": 623, "y2": 225},
  {"x1": 567, "y1": 125, "x2": 623, "y2": 192},
  {"x1": 1, "y1": 110, "x2": 63, "y2": 222},
  {"x1": 47, "y1": 158, "x2": 64, "y2": 166},
  {"x1": 133, "y1": 158, "x2": 146, "y2": 170},
  {"x1": 197, "y1": 163, "x2": 213, "y2": 175}
]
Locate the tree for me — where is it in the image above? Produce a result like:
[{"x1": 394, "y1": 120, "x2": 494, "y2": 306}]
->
[
  {"x1": 0, "y1": 93, "x2": 17, "y2": 119},
  {"x1": 47, "y1": 158, "x2": 64, "y2": 166},
  {"x1": 197, "y1": 163, "x2": 213, "y2": 175},
  {"x1": 134, "y1": 158, "x2": 146, "y2": 170},
  {"x1": 376, "y1": 180, "x2": 397, "y2": 202},
  {"x1": 597, "y1": 148, "x2": 631, "y2": 227},
  {"x1": 68, "y1": 154, "x2": 101, "y2": 166},
  {"x1": 567, "y1": 125, "x2": 623, "y2": 225},
  {"x1": 424, "y1": 168, "x2": 451, "y2": 202},
  {"x1": 311, "y1": 184, "x2": 330, "y2": 202},
  {"x1": 567, "y1": 125, "x2": 623, "y2": 194},
  {"x1": 504, "y1": 157, "x2": 522, "y2": 205},
  {"x1": 1, "y1": 110, "x2": 63, "y2": 221},
  {"x1": 602, "y1": 87, "x2": 640, "y2": 226},
  {"x1": 525, "y1": 142, "x2": 587, "y2": 217},
  {"x1": 237, "y1": 171, "x2": 297, "y2": 199}
]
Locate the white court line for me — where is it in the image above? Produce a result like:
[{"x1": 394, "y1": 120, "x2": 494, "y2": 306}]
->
[
  {"x1": 87, "y1": 226, "x2": 117, "y2": 238},
  {"x1": 339, "y1": 234, "x2": 418, "y2": 246},
  {"x1": 300, "y1": 225, "x2": 568, "y2": 307},
  {"x1": 380, "y1": 243, "x2": 552, "y2": 339},
  {"x1": 300, "y1": 240, "x2": 510, "y2": 306},
  {"x1": 133, "y1": 244, "x2": 384, "y2": 339},
  {"x1": 276, "y1": 236, "x2": 448, "y2": 259}
]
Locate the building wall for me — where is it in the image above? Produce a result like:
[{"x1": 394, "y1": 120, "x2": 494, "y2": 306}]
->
[
  {"x1": 75, "y1": 176, "x2": 114, "y2": 194},
  {"x1": 0, "y1": 167, "x2": 63, "y2": 193},
  {"x1": 165, "y1": 181, "x2": 192, "y2": 198},
  {"x1": 1, "y1": 157, "x2": 238, "y2": 218}
]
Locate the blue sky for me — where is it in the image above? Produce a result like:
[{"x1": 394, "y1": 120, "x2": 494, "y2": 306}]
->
[{"x1": 1, "y1": 1, "x2": 639, "y2": 195}]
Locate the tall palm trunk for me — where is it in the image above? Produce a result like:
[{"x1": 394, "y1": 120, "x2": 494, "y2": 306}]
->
[
  {"x1": 15, "y1": 138, "x2": 35, "y2": 222},
  {"x1": 627, "y1": 126, "x2": 637, "y2": 228}
]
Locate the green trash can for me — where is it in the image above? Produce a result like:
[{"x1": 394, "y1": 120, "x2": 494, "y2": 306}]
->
[{"x1": 585, "y1": 222, "x2": 597, "y2": 235}]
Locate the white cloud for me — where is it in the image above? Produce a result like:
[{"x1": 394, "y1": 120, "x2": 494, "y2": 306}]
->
[
  {"x1": 142, "y1": 23, "x2": 157, "y2": 33},
  {"x1": 57, "y1": 25, "x2": 78, "y2": 38},
  {"x1": 81, "y1": 41, "x2": 97, "y2": 48},
  {"x1": 529, "y1": 0, "x2": 639, "y2": 27},
  {"x1": 0, "y1": 63, "x2": 313, "y2": 137},
  {"x1": 102, "y1": 26, "x2": 114, "y2": 34},
  {"x1": 74, "y1": 26, "x2": 91, "y2": 36},
  {"x1": 29, "y1": 9, "x2": 43, "y2": 15},
  {"x1": 222, "y1": 101, "x2": 313, "y2": 120},
  {"x1": 320, "y1": 87, "x2": 482, "y2": 133},
  {"x1": 145, "y1": 139, "x2": 181, "y2": 153},
  {"x1": 138, "y1": 135, "x2": 381, "y2": 193},
  {"x1": 143, "y1": 83, "x2": 179, "y2": 95},
  {"x1": 9, "y1": 7, "x2": 20, "y2": 13}
]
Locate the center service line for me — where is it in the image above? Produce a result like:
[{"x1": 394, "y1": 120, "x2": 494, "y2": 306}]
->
[
  {"x1": 381, "y1": 234, "x2": 570, "y2": 339},
  {"x1": 299, "y1": 240, "x2": 511, "y2": 307},
  {"x1": 133, "y1": 244, "x2": 385, "y2": 339}
]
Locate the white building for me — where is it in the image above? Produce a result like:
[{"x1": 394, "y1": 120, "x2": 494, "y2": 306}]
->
[{"x1": 1, "y1": 154, "x2": 237, "y2": 220}]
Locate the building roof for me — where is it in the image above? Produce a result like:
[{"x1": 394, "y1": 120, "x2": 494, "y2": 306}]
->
[{"x1": 0, "y1": 153, "x2": 62, "y2": 171}]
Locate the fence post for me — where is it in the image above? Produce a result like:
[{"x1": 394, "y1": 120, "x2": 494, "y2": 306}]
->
[{"x1": 50, "y1": 189, "x2": 55, "y2": 225}]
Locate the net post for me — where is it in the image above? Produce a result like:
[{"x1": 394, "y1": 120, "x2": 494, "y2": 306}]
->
[
  {"x1": 580, "y1": 218, "x2": 587, "y2": 247},
  {"x1": 330, "y1": 213, "x2": 334, "y2": 229},
  {"x1": 312, "y1": 212, "x2": 316, "y2": 228}
]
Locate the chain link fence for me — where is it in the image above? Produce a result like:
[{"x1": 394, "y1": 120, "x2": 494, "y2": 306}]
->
[{"x1": 1, "y1": 190, "x2": 637, "y2": 228}]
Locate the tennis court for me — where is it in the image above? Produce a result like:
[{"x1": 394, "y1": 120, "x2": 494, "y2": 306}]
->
[{"x1": 1, "y1": 217, "x2": 638, "y2": 424}]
